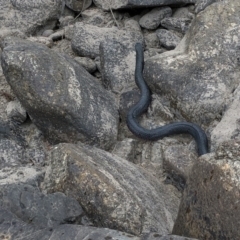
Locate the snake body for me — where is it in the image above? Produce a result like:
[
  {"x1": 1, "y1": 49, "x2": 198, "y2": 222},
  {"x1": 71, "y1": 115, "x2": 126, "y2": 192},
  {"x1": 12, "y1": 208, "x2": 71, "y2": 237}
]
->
[{"x1": 126, "y1": 43, "x2": 209, "y2": 156}]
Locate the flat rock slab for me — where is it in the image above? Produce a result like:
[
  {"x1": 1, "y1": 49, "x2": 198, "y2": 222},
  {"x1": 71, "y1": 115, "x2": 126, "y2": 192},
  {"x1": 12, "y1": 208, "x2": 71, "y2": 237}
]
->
[
  {"x1": 144, "y1": 0, "x2": 240, "y2": 125},
  {"x1": 1, "y1": 37, "x2": 118, "y2": 149},
  {"x1": 93, "y1": 0, "x2": 196, "y2": 10},
  {"x1": 173, "y1": 140, "x2": 240, "y2": 239},
  {"x1": 0, "y1": 0, "x2": 62, "y2": 35},
  {"x1": 43, "y1": 143, "x2": 180, "y2": 235},
  {"x1": 71, "y1": 22, "x2": 143, "y2": 58}
]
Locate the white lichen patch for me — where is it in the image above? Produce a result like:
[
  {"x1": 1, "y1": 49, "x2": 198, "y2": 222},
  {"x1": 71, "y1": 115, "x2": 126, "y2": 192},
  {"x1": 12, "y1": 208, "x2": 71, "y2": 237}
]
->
[{"x1": 67, "y1": 67, "x2": 82, "y2": 108}]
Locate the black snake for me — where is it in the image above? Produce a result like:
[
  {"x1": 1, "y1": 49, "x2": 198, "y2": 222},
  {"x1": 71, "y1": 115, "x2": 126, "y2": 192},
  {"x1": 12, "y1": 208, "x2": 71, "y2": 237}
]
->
[{"x1": 126, "y1": 43, "x2": 209, "y2": 156}]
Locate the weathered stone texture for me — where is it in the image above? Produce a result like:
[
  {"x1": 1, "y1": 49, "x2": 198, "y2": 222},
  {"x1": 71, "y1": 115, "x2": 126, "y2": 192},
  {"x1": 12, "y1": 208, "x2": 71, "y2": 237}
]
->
[
  {"x1": 43, "y1": 143, "x2": 180, "y2": 235},
  {"x1": 144, "y1": 0, "x2": 240, "y2": 125},
  {"x1": 173, "y1": 140, "x2": 240, "y2": 239},
  {"x1": 1, "y1": 37, "x2": 118, "y2": 150},
  {"x1": 0, "y1": 0, "x2": 62, "y2": 35}
]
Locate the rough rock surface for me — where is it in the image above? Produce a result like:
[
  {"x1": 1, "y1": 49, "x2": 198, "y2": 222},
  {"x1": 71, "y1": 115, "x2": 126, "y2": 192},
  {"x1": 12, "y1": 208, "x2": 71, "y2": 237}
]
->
[
  {"x1": 156, "y1": 29, "x2": 181, "y2": 50},
  {"x1": 71, "y1": 22, "x2": 143, "y2": 58},
  {"x1": 100, "y1": 39, "x2": 136, "y2": 92},
  {"x1": 0, "y1": 0, "x2": 240, "y2": 238},
  {"x1": 173, "y1": 140, "x2": 240, "y2": 239},
  {"x1": 0, "y1": 184, "x2": 85, "y2": 228},
  {"x1": 139, "y1": 7, "x2": 172, "y2": 30},
  {"x1": 211, "y1": 85, "x2": 240, "y2": 149},
  {"x1": 93, "y1": 0, "x2": 196, "y2": 10},
  {"x1": 1, "y1": 37, "x2": 119, "y2": 150},
  {"x1": 0, "y1": 0, "x2": 63, "y2": 35},
  {"x1": 65, "y1": 0, "x2": 92, "y2": 11},
  {"x1": 43, "y1": 143, "x2": 180, "y2": 235},
  {"x1": 144, "y1": 0, "x2": 240, "y2": 125}
]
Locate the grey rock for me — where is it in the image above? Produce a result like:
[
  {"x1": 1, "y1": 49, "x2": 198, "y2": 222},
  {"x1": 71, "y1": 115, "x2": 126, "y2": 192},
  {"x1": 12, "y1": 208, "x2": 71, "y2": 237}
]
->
[
  {"x1": 144, "y1": 0, "x2": 240, "y2": 125},
  {"x1": 43, "y1": 143, "x2": 180, "y2": 235},
  {"x1": 112, "y1": 138, "x2": 138, "y2": 162},
  {"x1": 65, "y1": 0, "x2": 92, "y2": 11},
  {"x1": 100, "y1": 39, "x2": 138, "y2": 92},
  {"x1": 81, "y1": 6, "x2": 112, "y2": 27},
  {"x1": 93, "y1": 0, "x2": 197, "y2": 11},
  {"x1": 161, "y1": 17, "x2": 192, "y2": 33},
  {"x1": 28, "y1": 36, "x2": 54, "y2": 48},
  {"x1": 42, "y1": 29, "x2": 54, "y2": 37},
  {"x1": 0, "y1": 184, "x2": 84, "y2": 228},
  {"x1": 124, "y1": 19, "x2": 142, "y2": 32},
  {"x1": 50, "y1": 224, "x2": 139, "y2": 240},
  {"x1": 156, "y1": 29, "x2": 181, "y2": 50},
  {"x1": 0, "y1": 207, "x2": 53, "y2": 240},
  {"x1": 0, "y1": 0, "x2": 62, "y2": 35},
  {"x1": 1, "y1": 37, "x2": 118, "y2": 150},
  {"x1": 139, "y1": 7, "x2": 172, "y2": 30},
  {"x1": 71, "y1": 22, "x2": 143, "y2": 58},
  {"x1": 141, "y1": 233, "x2": 198, "y2": 240},
  {"x1": 0, "y1": 166, "x2": 44, "y2": 187},
  {"x1": 163, "y1": 145, "x2": 197, "y2": 191},
  {"x1": 195, "y1": 0, "x2": 219, "y2": 14},
  {"x1": 173, "y1": 140, "x2": 240, "y2": 239},
  {"x1": 0, "y1": 139, "x2": 24, "y2": 167},
  {"x1": 51, "y1": 38, "x2": 76, "y2": 57},
  {"x1": 6, "y1": 100, "x2": 27, "y2": 124},
  {"x1": 211, "y1": 85, "x2": 240, "y2": 149},
  {"x1": 144, "y1": 32, "x2": 161, "y2": 48},
  {"x1": 172, "y1": 7, "x2": 194, "y2": 19},
  {"x1": 59, "y1": 15, "x2": 75, "y2": 27},
  {"x1": 74, "y1": 56, "x2": 97, "y2": 73}
]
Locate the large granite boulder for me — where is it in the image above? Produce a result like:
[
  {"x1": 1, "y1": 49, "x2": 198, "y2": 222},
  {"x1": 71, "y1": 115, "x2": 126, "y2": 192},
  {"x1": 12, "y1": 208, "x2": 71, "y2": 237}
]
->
[
  {"x1": 0, "y1": 0, "x2": 62, "y2": 35},
  {"x1": 173, "y1": 140, "x2": 240, "y2": 239},
  {"x1": 144, "y1": 0, "x2": 240, "y2": 125},
  {"x1": 1, "y1": 37, "x2": 119, "y2": 150},
  {"x1": 43, "y1": 142, "x2": 180, "y2": 235}
]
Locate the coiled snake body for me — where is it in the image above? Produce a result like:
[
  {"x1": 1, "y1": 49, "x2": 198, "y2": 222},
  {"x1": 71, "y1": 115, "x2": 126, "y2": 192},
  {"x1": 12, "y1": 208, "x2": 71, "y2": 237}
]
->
[{"x1": 126, "y1": 43, "x2": 209, "y2": 156}]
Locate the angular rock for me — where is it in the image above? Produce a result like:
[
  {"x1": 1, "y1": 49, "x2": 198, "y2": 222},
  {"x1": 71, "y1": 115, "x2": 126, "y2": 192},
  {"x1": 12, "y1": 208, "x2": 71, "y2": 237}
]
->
[
  {"x1": 100, "y1": 39, "x2": 137, "y2": 92},
  {"x1": 43, "y1": 143, "x2": 180, "y2": 235},
  {"x1": 156, "y1": 29, "x2": 181, "y2": 50},
  {"x1": 1, "y1": 37, "x2": 118, "y2": 150},
  {"x1": 65, "y1": 0, "x2": 92, "y2": 11},
  {"x1": 173, "y1": 140, "x2": 240, "y2": 239},
  {"x1": 0, "y1": 207, "x2": 53, "y2": 240},
  {"x1": 144, "y1": 0, "x2": 240, "y2": 125},
  {"x1": 139, "y1": 7, "x2": 172, "y2": 30},
  {"x1": 163, "y1": 145, "x2": 197, "y2": 191},
  {"x1": 71, "y1": 22, "x2": 143, "y2": 58},
  {"x1": 93, "y1": 0, "x2": 196, "y2": 11},
  {"x1": 160, "y1": 17, "x2": 192, "y2": 33},
  {"x1": 144, "y1": 32, "x2": 161, "y2": 48},
  {"x1": 195, "y1": 0, "x2": 218, "y2": 13},
  {"x1": 0, "y1": 0, "x2": 62, "y2": 35},
  {"x1": 6, "y1": 100, "x2": 27, "y2": 124},
  {"x1": 211, "y1": 85, "x2": 240, "y2": 149},
  {"x1": 0, "y1": 139, "x2": 24, "y2": 168},
  {"x1": 50, "y1": 224, "x2": 139, "y2": 240},
  {"x1": 0, "y1": 184, "x2": 84, "y2": 228},
  {"x1": 74, "y1": 56, "x2": 97, "y2": 73},
  {"x1": 81, "y1": 7, "x2": 112, "y2": 27}
]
